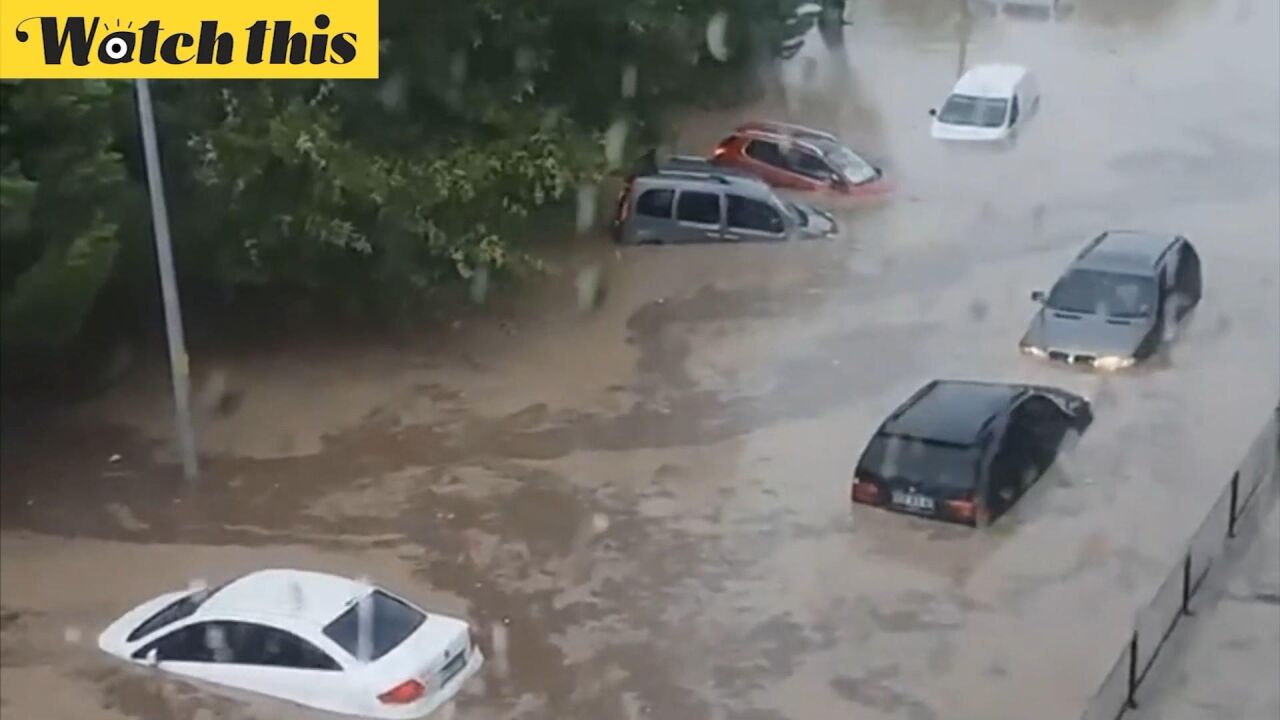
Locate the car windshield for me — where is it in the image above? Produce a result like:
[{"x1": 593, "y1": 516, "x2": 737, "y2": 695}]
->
[
  {"x1": 126, "y1": 583, "x2": 224, "y2": 643},
  {"x1": 859, "y1": 435, "x2": 978, "y2": 490},
  {"x1": 323, "y1": 590, "x2": 426, "y2": 662},
  {"x1": 1047, "y1": 270, "x2": 1157, "y2": 318},
  {"x1": 937, "y1": 94, "x2": 1010, "y2": 128},
  {"x1": 824, "y1": 146, "x2": 878, "y2": 185}
]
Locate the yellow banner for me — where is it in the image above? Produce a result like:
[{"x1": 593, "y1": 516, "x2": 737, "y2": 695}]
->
[{"x1": 1, "y1": 0, "x2": 378, "y2": 78}]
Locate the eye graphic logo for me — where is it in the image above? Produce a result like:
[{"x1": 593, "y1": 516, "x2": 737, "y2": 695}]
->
[
  {"x1": 104, "y1": 20, "x2": 135, "y2": 61},
  {"x1": 1, "y1": 2, "x2": 379, "y2": 79}
]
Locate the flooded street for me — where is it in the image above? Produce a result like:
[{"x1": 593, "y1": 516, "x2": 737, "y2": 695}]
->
[{"x1": 2, "y1": 0, "x2": 1277, "y2": 719}]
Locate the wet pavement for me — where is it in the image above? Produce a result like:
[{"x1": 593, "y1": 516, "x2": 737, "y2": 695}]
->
[
  {"x1": 2, "y1": 0, "x2": 1278, "y2": 718},
  {"x1": 1129, "y1": 493, "x2": 1280, "y2": 720}
]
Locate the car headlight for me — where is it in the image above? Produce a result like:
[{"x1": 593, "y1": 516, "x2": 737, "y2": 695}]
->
[
  {"x1": 1020, "y1": 344, "x2": 1048, "y2": 358},
  {"x1": 1093, "y1": 355, "x2": 1135, "y2": 371}
]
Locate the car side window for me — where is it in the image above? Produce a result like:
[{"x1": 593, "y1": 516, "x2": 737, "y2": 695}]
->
[
  {"x1": 788, "y1": 151, "x2": 832, "y2": 180},
  {"x1": 1166, "y1": 253, "x2": 1180, "y2": 290},
  {"x1": 675, "y1": 191, "x2": 722, "y2": 225},
  {"x1": 1173, "y1": 242, "x2": 1200, "y2": 296},
  {"x1": 726, "y1": 195, "x2": 785, "y2": 234},
  {"x1": 221, "y1": 622, "x2": 341, "y2": 671},
  {"x1": 986, "y1": 439, "x2": 1023, "y2": 505},
  {"x1": 1009, "y1": 96, "x2": 1020, "y2": 126},
  {"x1": 996, "y1": 408, "x2": 1040, "y2": 476},
  {"x1": 133, "y1": 621, "x2": 340, "y2": 670},
  {"x1": 744, "y1": 140, "x2": 787, "y2": 168},
  {"x1": 1018, "y1": 397, "x2": 1071, "y2": 464},
  {"x1": 135, "y1": 622, "x2": 217, "y2": 663},
  {"x1": 635, "y1": 188, "x2": 674, "y2": 219},
  {"x1": 1023, "y1": 397, "x2": 1067, "y2": 433}
]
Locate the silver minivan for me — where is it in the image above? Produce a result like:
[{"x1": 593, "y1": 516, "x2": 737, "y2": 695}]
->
[{"x1": 612, "y1": 157, "x2": 838, "y2": 245}]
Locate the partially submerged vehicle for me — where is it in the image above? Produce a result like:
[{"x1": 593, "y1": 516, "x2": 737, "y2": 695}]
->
[
  {"x1": 99, "y1": 570, "x2": 483, "y2": 718},
  {"x1": 613, "y1": 155, "x2": 838, "y2": 245},
  {"x1": 712, "y1": 121, "x2": 891, "y2": 198},
  {"x1": 1021, "y1": 231, "x2": 1203, "y2": 370},
  {"x1": 852, "y1": 380, "x2": 1092, "y2": 526},
  {"x1": 931, "y1": 64, "x2": 1041, "y2": 141}
]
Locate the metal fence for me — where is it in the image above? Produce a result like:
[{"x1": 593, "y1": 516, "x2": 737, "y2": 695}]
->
[{"x1": 1079, "y1": 407, "x2": 1280, "y2": 720}]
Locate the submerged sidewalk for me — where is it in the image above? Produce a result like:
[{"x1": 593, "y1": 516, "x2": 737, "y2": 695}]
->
[{"x1": 1132, "y1": 494, "x2": 1280, "y2": 720}]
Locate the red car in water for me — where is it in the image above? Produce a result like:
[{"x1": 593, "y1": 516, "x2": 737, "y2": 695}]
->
[{"x1": 711, "y1": 121, "x2": 892, "y2": 198}]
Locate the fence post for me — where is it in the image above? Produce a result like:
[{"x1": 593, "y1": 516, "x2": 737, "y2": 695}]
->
[
  {"x1": 1126, "y1": 631, "x2": 1139, "y2": 709},
  {"x1": 1181, "y1": 553, "x2": 1195, "y2": 616},
  {"x1": 1228, "y1": 471, "x2": 1240, "y2": 539}
]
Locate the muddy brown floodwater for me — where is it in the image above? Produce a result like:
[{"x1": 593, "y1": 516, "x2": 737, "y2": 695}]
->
[{"x1": 2, "y1": 0, "x2": 1277, "y2": 719}]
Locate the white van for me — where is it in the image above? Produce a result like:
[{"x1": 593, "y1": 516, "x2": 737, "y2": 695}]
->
[{"x1": 930, "y1": 64, "x2": 1040, "y2": 141}]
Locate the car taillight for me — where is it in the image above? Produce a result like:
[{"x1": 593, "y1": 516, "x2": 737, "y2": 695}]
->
[
  {"x1": 378, "y1": 679, "x2": 426, "y2": 705},
  {"x1": 943, "y1": 496, "x2": 977, "y2": 524},
  {"x1": 851, "y1": 479, "x2": 882, "y2": 505}
]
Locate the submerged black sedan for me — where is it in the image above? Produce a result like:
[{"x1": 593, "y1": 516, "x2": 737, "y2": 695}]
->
[{"x1": 851, "y1": 380, "x2": 1092, "y2": 527}]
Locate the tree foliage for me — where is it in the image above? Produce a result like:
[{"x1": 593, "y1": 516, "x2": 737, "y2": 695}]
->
[
  {"x1": 0, "y1": 80, "x2": 137, "y2": 348},
  {"x1": 0, "y1": 0, "x2": 794, "y2": 359}
]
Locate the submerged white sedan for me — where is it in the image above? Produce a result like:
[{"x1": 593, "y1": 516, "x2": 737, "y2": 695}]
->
[{"x1": 98, "y1": 569, "x2": 483, "y2": 718}]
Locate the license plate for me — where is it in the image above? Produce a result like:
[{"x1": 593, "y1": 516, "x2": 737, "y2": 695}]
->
[
  {"x1": 439, "y1": 651, "x2": 467, "y2": 685},
  {"x1": 891, "y1": 491, "x2": 935, "y2": 512}
]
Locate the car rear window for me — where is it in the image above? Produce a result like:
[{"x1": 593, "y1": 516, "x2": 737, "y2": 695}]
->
[
  {"x1": 322, "y1": 590, "x2": 425, "y2": 662},
  {"x1": 635, "y1": 188, "x2": 674, "y2": 219},
  {"x1": 858, "y1": 435, "x2": 978, "y2": 490}
]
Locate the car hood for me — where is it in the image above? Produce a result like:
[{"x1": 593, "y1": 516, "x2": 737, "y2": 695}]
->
[
  {"x1": 931, "y1": 120, "x2": 1008, "y2": 141},
  {"x1": 844, "y1": 175, "x2": 894, "y2": 197},
  {"x1": 1023, "y1": 308, "x2": 1151, "y2": 356},
  {"x1": 97, "y1": 589, "x2": 190, "y2": 657},
  {"x1": 796, "y1": 204, "x2": 838, "y2": 238}
]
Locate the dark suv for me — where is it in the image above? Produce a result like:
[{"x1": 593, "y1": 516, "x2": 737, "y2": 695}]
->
[
  {"x1": 852, "y1": 380, "x2": 1093, "y2": 526},
  {"x1": 1020, "y1": 231, "x2": 1203, "y2": 370},
  {"x1": 612, "y1": 156, "x2": 837, "y2": 245}
]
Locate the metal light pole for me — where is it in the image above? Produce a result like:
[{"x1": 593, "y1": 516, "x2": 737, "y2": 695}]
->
[
  {"x1": 135, "y1": 79, "x2": 199, "y2": 481},
  {"x1": 956, "y1": 0, "x2": 972, "y2": 79}
]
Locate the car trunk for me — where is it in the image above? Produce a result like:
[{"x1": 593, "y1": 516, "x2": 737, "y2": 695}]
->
[
  {"x1": 853, "y1": 436, "x2": 982, "y2": 524},
  {"x1": 365, "y1": 613, "x2": 472, "y2": 705}
]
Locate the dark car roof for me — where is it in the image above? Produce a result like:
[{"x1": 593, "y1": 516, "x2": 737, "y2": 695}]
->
[
  {"x1": 880, "y1": 380, "x2": 1026, "y2": 446},
  {"x1": 1073, "y1": 231, "x2": 1177, "y2": 275}
]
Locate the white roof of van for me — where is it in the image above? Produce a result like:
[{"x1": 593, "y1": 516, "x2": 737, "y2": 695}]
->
[{"x1": 953, "y1": 64, "x2": 1028, "y2": 98}]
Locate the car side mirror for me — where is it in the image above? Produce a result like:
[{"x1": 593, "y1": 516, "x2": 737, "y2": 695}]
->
[
  {"x1": 829, "y1": 172, "x2": 847, "y2": 187},
  {"x1": 928, "y1": 108, "x2": 938, "y2": 117},
  {"x1": 1030, "y1": 290, "x2": 1046, "y2": 303},
  {"x1": 144, "y1": 648, "x2": 159, "y2": 667}
]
